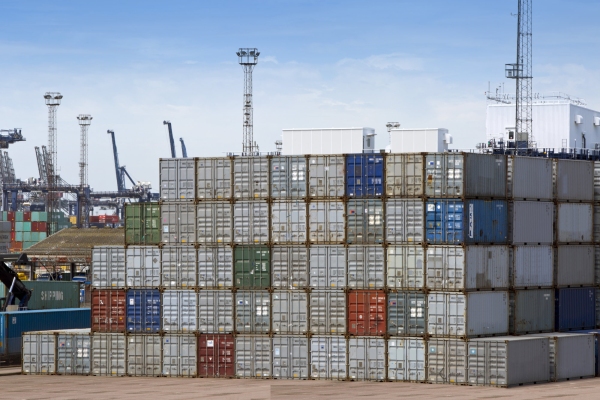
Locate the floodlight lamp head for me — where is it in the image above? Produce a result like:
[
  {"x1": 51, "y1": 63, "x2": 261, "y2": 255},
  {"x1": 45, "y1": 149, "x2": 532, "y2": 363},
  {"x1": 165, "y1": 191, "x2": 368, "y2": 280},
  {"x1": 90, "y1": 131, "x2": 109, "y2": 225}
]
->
[
  {"x1": 237, "y1": 47, "x2": 259, "y2": 65},
  {"x1": 77, "y1": 114, "x2": 92, "y2": 126},
  {"x1": 44, "y1": 92, "x2": 62, "y2": 106}
]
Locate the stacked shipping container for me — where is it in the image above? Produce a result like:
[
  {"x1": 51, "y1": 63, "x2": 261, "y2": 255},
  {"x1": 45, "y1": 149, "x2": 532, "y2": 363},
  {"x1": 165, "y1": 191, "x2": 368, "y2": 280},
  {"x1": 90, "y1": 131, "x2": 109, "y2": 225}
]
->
[{"x1": 0, "y1": 211, "x2": 49, "y2": 251}]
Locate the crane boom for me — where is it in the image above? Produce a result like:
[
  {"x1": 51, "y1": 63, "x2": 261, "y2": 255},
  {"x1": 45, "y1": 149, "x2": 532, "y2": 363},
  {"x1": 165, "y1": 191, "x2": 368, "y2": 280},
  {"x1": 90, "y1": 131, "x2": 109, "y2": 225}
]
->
[
  {"x1": 163, "y1": 121, "x2": 176, "y2": 158},
  {"x1": 107, "y1": 130, "x2": 125, "y2": 192},
  {"x1": 180, "y1": 138, "x2": 188, "y2": 158}
]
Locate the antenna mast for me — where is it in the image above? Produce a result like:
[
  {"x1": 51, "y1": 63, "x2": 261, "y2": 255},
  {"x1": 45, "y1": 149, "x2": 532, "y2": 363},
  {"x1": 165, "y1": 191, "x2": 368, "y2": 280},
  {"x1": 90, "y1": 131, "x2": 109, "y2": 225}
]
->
[
  {"x1": 78, "y1": 114, "x2": 92, "y2": 228},
  {"x1": 237, "y1": 48, "x2": 260, "y2": 155},
  {"x1": 44, "y1": 92, "x2": 62, "y2": 235}
]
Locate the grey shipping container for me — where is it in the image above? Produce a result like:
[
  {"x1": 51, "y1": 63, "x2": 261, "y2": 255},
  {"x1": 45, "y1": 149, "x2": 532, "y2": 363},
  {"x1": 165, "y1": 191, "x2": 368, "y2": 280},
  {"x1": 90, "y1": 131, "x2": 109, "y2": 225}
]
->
[
  {"x1": 347, "y1": 246, "x2": 385, "y2": 289},
  {"x1": 22, "y1": 331, "x2": 56, "y2": 375},
  {"x1": 196, "y1": 157, "x2": 232, "y2": 200},
  {"x1": 308, "y1": 155, "x2": 345, "y2": 198},
  {"x1": 510, "y1": 245, "x2": 554, "y2": 288},
  {"x1": 162, "y1": 290, "x2": 197, "y2": 333},
  {"x1": 387, "y1": 337, "x2": 426, "y2": 382},
  {"x1": 426, "y1": 245, "x2": 509, "y2": 291},
  {"x1": 271, "y1": 156, "x2": 307, "y2": 198},
  {"x1": 236, "y1": 335, "x2": 272, "y2": 378},
  {"x1": 595, "y1": 160, "x2": 600, "y2": 202},
  {"x1": 271, "y1": 200, "x2": 307, "y2": 244},
  {"x1": 309, "y1": 290, "x2": 346, "y2": 334},
  {"x1": 529, "y1": 333, "x2": 595, "y2": 381},
  {"x1": 509, "y1": 201, "x2": 554, "y2": 244},
  {"x1": 595, "y1": 204, "x2": 600, "y2": 243},
  {"x1": 509, "y1": 289, "x2": 554, "y2": 334},
  {"x1": 196, "y1": 202, "x2": 233, "y2": 245},
  {"x1": 310, "y1": 336, "x2": 347, "y2": 380},
  {"x1": 387, "y1": 292, "x2": 426, "y2": 336},
  {"x1": 91, "y1": 333, "x2": 126, "y2": 376},
  {"x1": 163, "y1": 334, "x2": 197, "y2": 377},
  {"x1": 556, "y1": 203, "x2": 593, "y2": 243},
  {"x1": 161, "y1": 203, "x2": 196, "y2": 244},
  {"x1": 160, "y1": 158, "x2": 196, "y2": 202},
  {"x1": 555, "y1": 245, "x2": 594, "y2": 287},
  {"x1": 161, "y1": 246, "x2": 197, "y2": 289},
  {"x1": 309, "y1": 245, "x2": 346, "y2": 289},
  {"x1": 346, "y1": 199, "x2": 383, "y2": 244},
  {"x1": 467, "y1": 336, "x2": 550, "y2": 387},
  {"x1": 197, "y1": 247, "x2": 233, "y2": 288},
  {"x1": 271, "y1": 246, "x2": 309, "y2": 289},
  {"x1": 233, "y1": 201, "x2": 269, "y2": 244},
  {"x1": 348, "y1": 337, "x2": 385, "y2": 381},
  {"x1": 555, "y1": 159, "x2": 594, "y2": 202},
  {"x1": 386, "y1": 246, "x2": 425, "y2": 290},
  {"x1": 235, "y1": 291, "x2": 270, "y2": 333},
  {"x1": 233, "y1": 157, "x2": 269, "y2": 199},
  {"x1": 385, "y1": 153, "x2": 424, "y2": 197},
  {"x1": 198, "y1": 290, "x2": 234, "y2": 333},
  {"x1": 127, "y1": 334, "x2": 161, "y2": 377},
  {"x1": 92, "y1": 246, "x2": 126, "y2": 289},
  {"x1": 126, "y1": 246, "x2": 161, "y2": 288},
  {"x1": 272, "y1": 291, "x2": 308, "y2": 334},
  {"x1": 427, "y1": 338, "x2": 468, "y2": 385},
  {"x1": 272, "y1": 336, "x2": 309, "y2": 379},
  {"x1": 385, "y1": 199, "x2": 424, "y2": 244},
  {"x1": 56, "y1": 330, "x2": 91, "y2": 375},
  {"x1": 507, "y1": 156, "x2": 553, "y2": 200},
  {"x1": 308, "y1": 201, "x2": 345, "y2": 243}
]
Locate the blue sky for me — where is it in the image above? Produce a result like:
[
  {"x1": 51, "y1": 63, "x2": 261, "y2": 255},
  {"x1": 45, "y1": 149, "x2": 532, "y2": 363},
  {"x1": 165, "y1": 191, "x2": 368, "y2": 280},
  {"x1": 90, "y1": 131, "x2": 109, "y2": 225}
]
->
[{"x1": 1, "y1": 0, "x2": 599, "y2": 190}]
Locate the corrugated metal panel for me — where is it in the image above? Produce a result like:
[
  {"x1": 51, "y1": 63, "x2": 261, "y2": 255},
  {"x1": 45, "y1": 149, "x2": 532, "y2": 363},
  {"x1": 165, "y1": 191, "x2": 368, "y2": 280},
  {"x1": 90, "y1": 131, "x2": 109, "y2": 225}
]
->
[
  {"x1": 530, "y1": 333, "x2": 595, "y2": 381},
  {"x1": 348, "y1": 337, "x2": 385, "y2": 381},
  {"x1": 310, "y1": 336, "x2": 347, "y2": 380},
  {"x1": 235, "y1": 335, "x2": 271, "y2": 378},
  {"x1": 92, "y1": 246, "x2": 125, "y2": 289},
  {"x1": 347, "y1": 246, "x2": 384, "y2": 289},
  {"x1": 348, "y1": 290, "x2": 386, "y2": 336},
  {"x1": 308, "y1": 155, "x2": 345, "y2": 198},
  {"x1": 346, "y1": 154, "x2": 384, "y2": 198},
  {"x1": 387, "y1": 337, "x2": 425, "y2": 382},
  {"x1": 387, "y1": 292, "x2": 426, "y2": 336},
  {"x1": 271, "y1": 200, "x2": 307, "y2": 244},
  {"x1": 271, "y1": 246, "x2": 309, "y2": 289},
  {"x1": 511, "y1": 246, "x2": 554, "y2": 288},
  {"x1": 235, "y1": 291, "x2": 270, "y2": 334},
  {"x1": 91, "y1": 333, "x2": 126, "y2": 376},
  {"x1": 233, "y1": 201, "x2": 269, "y2": 244},
  {"x1": 427, "y1": 338, "x2": 468, "y2": 384},
  {"x1": 198, "y1": 334, "x2": 235, "y2": 378},
  {"x1": 510, "y1": 201, "x2": 554, "y2": 244},
  {"x1": 125, "y1": 203, "x2": 161, "y2": 245},
  {"x1": 126, "y1": 289, "x2": 161, "y2": 333},
  {"x1": 196, "y1": 202, "x2": 232, "y2": 245},
  {"x1": 555, "y1": 159, "x2": 594, "y2": 202},
  {"x1": 161, "y1": 203, "x2": 196, "y2": 244},
  {"x1": 555, "y1": 245, "x2": 594, "y2": 287},
  {"x1": 385, "y1": 154, "x2": 423, "y2": 197},
  {"x1": 595, "y1": 161, "x2": 600, "y2": 202},
  {"x1": 556, "y1": 203, "x2": 593, "y2": 243},
  {"x1": 160, "y1": 158, "x2": 196, "y2": 202},
  {"x1": 594, "y1": 204, "x2": 600, "y2": 243},
  {"x1": 507, "y1": 156, "x2": 553, "y2": 200},
  {"x1": 386, "y1": 246, "x2": 425, "y2": 290},
  {"x1": 91, "y1": 289, "x2": 126, "y2": 333},
  {"x1": 163, "y1": 334, "x2": 197, "y2": 377},
  {"x1": 309, "y1": 290, "x2": 346, "y2": 334},
  {"x1": 271, "y1": 156, "x2": 307, "y2": 198},
  {"x1": 198, "y1": 290, "x2": 233, "y2": 333},
  {"x1": 427, "y1": 292, "x2": 509, "y2": 337},
  {"x1": 309, "y1": 246, "x2": 346, "y2": 289},
  {"x1": 233, "y1": 157, "x2": 269, "y2": 199},
  {"x1": 197, "y1": 247, "x2": 233, "y2": 288},
  {"x1": 126, "y1": 334, "x2": 161, "y2": 376},
  {"x1": 272, "y1": 291, "x2": 308, "y2": 334},
  {"x1": 161, "y1": 246, "x2": 197, "y2": 289},
  {"x1": 308, "y1": 201, "x2": 345, "y2": 244},
  {"x1": 197, "y1": 157, "x2": 232, "y2": 200},
  {"x1": 56, "y1": 330, "x2": 91, "y2": 375},
  {"x1": 347, "y1": 199, "x2": 383, "y2": 244},
  {"x1": 24, "y1": 281, "x2": 80, "y2": 310},
  {"x1": 555, "y1": 287, "x2": 596, "y2": 331},
  {"x1": 509, "y1": 289, "x2": 554, "y2": 334},
  {"x1": 22, "y1": 331, "x2": 56, "y2": 374},
  {"x1": 162, "y1": 290, "x2": 197, "y2": 333},
  {"x1": 272, "y1": 336, "x2": 309, "y2": 379},
  {"x1": 385, "y1": 199, "x2": 424, "y2": 244},
  {"x1": 571, "y1": 329, "x2": 600, "y2": 376},
  {"x1": 234, "y1": 246, "x2": 270, "y2": 289},
  {"x1": 126, "y1": 246, "x2": 161, "y2": 288}
]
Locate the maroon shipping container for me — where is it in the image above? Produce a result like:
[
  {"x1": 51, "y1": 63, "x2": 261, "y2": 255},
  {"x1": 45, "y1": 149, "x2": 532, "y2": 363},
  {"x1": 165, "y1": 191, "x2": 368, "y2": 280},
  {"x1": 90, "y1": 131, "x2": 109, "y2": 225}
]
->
[
  {"x1": 37, "y1": 222, "x2": 47, "y2": 232},
  {"x1": 91, "y1": 289, "x2": 127, "y2": 332},
  {"x1": 99, "y1": 215, "x2": 119, "y2": 223},
  {"x1": 7, "y1": 211, "x2": 14, "y2": 222},
  {"x1": 23, "y1": 211, "x2": 31, "y2": 222},
  {"x1": 10, "y1": 221, "x2": 15, "y2": 231},
  {"x1": 348, "y1": 290, "x2": 386, "y2": 336},
  {"x1": 90, "y1": 216, "x2": 100, "y2": 223},
  {"x1": 198, "y1": 334, "x2": 235, "y2": 378},
  {"x1": 10, "y1": 232, "x2": 15, "y2": 242}
]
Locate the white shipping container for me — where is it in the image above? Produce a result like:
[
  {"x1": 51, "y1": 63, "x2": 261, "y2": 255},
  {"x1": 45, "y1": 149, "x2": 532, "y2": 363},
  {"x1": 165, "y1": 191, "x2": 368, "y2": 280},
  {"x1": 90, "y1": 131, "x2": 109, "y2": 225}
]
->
[
  {"x1": 162, "y1": 290, "x2": 197, "y2": 333},
  {"x1": 233, "y1": 157, "x2": 269, "y2": 199},
  {"x1": 529, "y1": 333, "x2": 595, "y2": 381},
  {"x1": 272, "y1": 291, "x2": 308, "y2": 334},
  {"x1": 511, "y1": 246, "x2": 554, "y2": 288},
  {"x1": 22, "y1": 331, "x2": 56, "y2": 375},
  {"x1": 385, "y1": 154, "x2": 424, "y2": 197},
  {"x1": 385, "y1": 199, "x2": 424, "y2": 244},
  {"x1": 555, "y1": 159, "x2": 594, "y2": 202},
  {"x1": 197, "y1": 247, "x2": 233, "y2": 288},
  {"x1": 91, "y1": 333, "x2": 126, "y2": 376},
  {"x1": 507, "y1": 156, "x2": 553, "y2": 200},
  {"x1": 346, "y1": 199, "x2": 384, "y2": 244},
  {"x1": 271, "y1": 156, "x2": 307, "y2": 198},
  {"x1": 161, "y1": 203, "x2": 196, "y2": 244},
  {"x1": 283, "y1": 128, "x2": 373, "y2": 155},
  {"x1": 160, "y1": 158, "x2": 196, "y2": 202},
  {"x1": 271, "y1": 246, "x2": 309, "y2": 289},
  {"x1": 272, "y1": 336, "x2": 309, "y2": 379},
  {"x1": 162, "y1": 334, "x2": 197, "y2": 377},
  {"x1": 308, "y1": 201, "x2": 345, "y2": 243},
  {"x1": 196, "y1": 202, "x2": 232, "y2": 245},
  {"x1": 386, "y1": 246, "x2": 425, "y2": 290},
  {"x1": 310, "y1": 336, "x2": 347, "y2": 380},
  {"x1": 387, "y1": 337, "x2": 426, "y2": 382},
  {"x1": 198, "y1": 290, "x2": 234, "y2": 333},
  {"x1": 126, "y1": 246, "x2": 161, "y2": 288},
  {"x1": 556, "y1": 203, "x2": 593, "y2": 243},
  {"x1": 348, "y1": 337, "x2": 385, "y2": 381},
  {"x1": 233, "y1": 201, "x2": 269, "y2": 244},
  {"x1": 56, "y1": 330, "x2": 92, "y2": 376},
  {"x1": 309, "y1": 245, "x2": 346, "y2": 289},
  {"x1": 347, "y1": 246, "x2": 385, "y2": 289},
  {"x1": 307, "y1": 155, "x2": 345, "y2": 198},
  {"x1": 510, "y1": 201, "x2": 554, "y2": 244},
  {"x1": 92, "y1": 246, "x2": 126, "y2": 289},
  {"x1": 161, "y1": 246, "x2": 197, "y2": 288},
  {"x1": 236, "y1": 336, "x2": 272, "y2": 378},
  {"x1": 235, "y1": 291, "x2": 270, "y2": 334},
  {"x1": 196, "y1": 157, "x2": 232, "y2": 200},
  {"x1": 309, "y1": 290, "x2": 346, "y2": 334},
  {"x1": 271, "y1": 200, "x2": 307, "y2": 244},
  {"x1": 126, "y1": 335, "x2": 161, "y2": 377},
  {"x1": 427, "y1": 338, "x2": 468, "y2": 384},
  {"x1": 555, "y1": 245, "x2": 594, "y2": 287},
  {"x1": 427, "y1": 292, "x2": 509, "y2": 337}
]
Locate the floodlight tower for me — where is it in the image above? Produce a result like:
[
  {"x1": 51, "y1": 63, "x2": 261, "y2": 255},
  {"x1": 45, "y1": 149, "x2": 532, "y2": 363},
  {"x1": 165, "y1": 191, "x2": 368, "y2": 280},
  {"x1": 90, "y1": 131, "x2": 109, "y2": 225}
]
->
[
  {"x1": 77, "y1": 114, "x2": 92, "y2": 228},
  {"x1": 44, "y1": 92, "x2": 63, "y2": 235},
  {"x1": 237, "y1": 48, "x2": 260, "y2": 155}
]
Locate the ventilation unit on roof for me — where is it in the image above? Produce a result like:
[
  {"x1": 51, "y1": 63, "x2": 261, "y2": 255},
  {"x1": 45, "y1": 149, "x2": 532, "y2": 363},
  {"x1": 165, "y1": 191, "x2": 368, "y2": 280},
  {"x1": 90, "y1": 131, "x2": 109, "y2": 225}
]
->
[
  {"x1": 594, "y1": 117, "x2": 600, "y2": 126},
  {"x1": 575, "y1": 115, "x2": 583, "y2": 124}
]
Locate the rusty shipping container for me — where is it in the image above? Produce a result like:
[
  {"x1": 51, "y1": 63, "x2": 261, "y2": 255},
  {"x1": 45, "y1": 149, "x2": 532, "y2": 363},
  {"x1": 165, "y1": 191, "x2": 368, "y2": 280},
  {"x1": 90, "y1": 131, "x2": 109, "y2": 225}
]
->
[
  {"x1": 347, "y1": 290, "x2": 386, "y2": 336},
  {"x1": 198, "y1": 334, "x2": 235, "y2": 378},
  {"x1": 91, "y1": 289, "x2": 126, "y2": 333}
]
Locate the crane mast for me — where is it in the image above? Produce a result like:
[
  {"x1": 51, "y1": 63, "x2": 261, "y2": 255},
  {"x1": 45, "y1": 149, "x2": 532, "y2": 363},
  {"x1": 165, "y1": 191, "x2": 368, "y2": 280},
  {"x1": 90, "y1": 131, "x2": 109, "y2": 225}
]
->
[
  {"x1": 179, "y1": 138, "x2": 188, "y2": 158},
  {"x1": 237, "y1": 48, "x2": 260, "y2": 155},
  {"x1": 107, "y1": 130, "x2": 125, "y2": 193},
  {"x1": 163, "y1": 121, "x2": 176, "y2": 158}
]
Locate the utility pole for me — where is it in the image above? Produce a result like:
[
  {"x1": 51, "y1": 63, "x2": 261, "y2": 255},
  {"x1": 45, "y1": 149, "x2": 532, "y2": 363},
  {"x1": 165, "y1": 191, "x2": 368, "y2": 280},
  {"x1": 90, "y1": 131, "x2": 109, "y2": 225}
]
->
[
  {"x1": 77, "y1": 114, "x2": 92, "y2": 228},
  {"x1": 237, "y1": 48, "x2": 260, "y2": 155},
  {"x1": 43, "y1": 92, "x2": 62, "y2": 235}
]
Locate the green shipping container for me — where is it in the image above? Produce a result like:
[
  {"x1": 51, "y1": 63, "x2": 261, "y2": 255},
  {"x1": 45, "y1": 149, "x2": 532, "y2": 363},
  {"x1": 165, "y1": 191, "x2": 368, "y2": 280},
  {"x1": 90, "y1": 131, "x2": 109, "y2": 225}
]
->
[
  {"x1": 39, "y1": 232, "x2": 47, "y2": 241},
  {"x1": 23, "y1": 232, "x2": 32, "y2": 242},
  {"x1": 234, "y1": 246, "x2": 271, "y2": 289},
  {"x1": 23, "y1": 222, "x2": 31, "y2": 231},
  {"x1": 30, "y1": 232, "x2": 39, "y2": 242},
  {"x1": 2, "y1": 211, "x2": 6, "y2": 221},
  {"x1": 23, "y1": 242, "x2": 36, "y2": 249},
  {"x1": 31, "y1": 212, "x2": 48, "y2": 222},
  {"x1": 15, "y1": 232, "x2": 23, "y2": 242},
  {"x1": 15, "y1": 212, "x2": 23, "y2": 222},
  {"x1": 15, "y1": 222, "x2": 23, "y2": 232},
  {"x1": 23, "y1": 281, "x2": 81, "y2": 310},
  {"x1": 125, "y1": 203, "x2": 161, "y2": 245}
]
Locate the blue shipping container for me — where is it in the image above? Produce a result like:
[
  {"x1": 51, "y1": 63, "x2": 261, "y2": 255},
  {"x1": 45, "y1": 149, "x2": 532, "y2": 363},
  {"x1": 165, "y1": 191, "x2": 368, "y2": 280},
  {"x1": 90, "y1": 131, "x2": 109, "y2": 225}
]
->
[
  {"x1": 555, "y1": 288, "x2": 596, "y2": 332},
  {"x1": 346, "y1": 154, "x2": 383, "y2": 198},
  {"x1": 126, "y1": 289, "x2": 161, "y2": 333},
  {"x1": 425, "y1": 199, "x2": 508, "y2": 244},
  {"x1": 0, "y1": 308, "x2": 90, "y2": 357},
  {"x1": 572, "y1": 329, "x2": 600, "y2": 376}
]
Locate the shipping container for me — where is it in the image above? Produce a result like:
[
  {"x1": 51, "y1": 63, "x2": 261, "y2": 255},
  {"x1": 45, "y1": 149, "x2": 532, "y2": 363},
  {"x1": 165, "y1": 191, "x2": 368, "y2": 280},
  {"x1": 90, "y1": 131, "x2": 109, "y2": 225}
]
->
[
  {"x1": 126, "y1": 289, "x2": 161, "y2": 333},
  {"x1": 271, "y1": 200, "x2": 307, "y2": 244},
  {"x1": 386, "y1": 246, "x2": 425, "y2": 290},
  {"x1": 595, "y1": 160, "x2": 600, "y2": 202},
  {"x1": 234, "y1": 246, "x2": 270, "y2": 289},
  {"x1": 272, "y1": 336, "x2": 309, "y2": 379},
  {"x1": 509, "y1": 289, "x2": 554, "y2": 334},
  {"x1": 235, "y1": 291, "x2": 270, "y2": 333},
  {"x1": 385, "y1": 153, "x2": 424, "y2": 197},
  {"x1": 310, "y1": 336, "x2": 347, "y2": 380},
  {"x1": 92, "y1": 246, "x2": 125, "y2": 289},
  {"x1": 55, "y1": 330, "x2": 92, "y2": 375},
  {"x1": 426, "y1": 245, "x2": 509, "y2": 291},
  {"x1": 91, "y1": 289, "x2": 126, "y2": 333},
  {"x1": 308, "y1": 155, "x2": 345, "y2": 198},
  {"x1": 162, "y1": 290, "x2": 197, "y2": 333},
  {"x1": 555, "y1": 159, "x2": 594, "y2": 202},
  {"x1": 126, "y1": 246, "x2": 161, "y2": 288},
  {"x1": 236, "y1": 335, "x2": 271, "y2": 378},
  {"x1": 427, "y1": 291, "x2": 509, "y2": 337},
  {"x1": 22, "y1": 331, "x2": 56, "y2": 374},
  {"x1": 91, "y1": 333, "x2": 126, "y2": 376},
  {"x1": 346, "y1": 199, "x2": 383, "y2": 244},
  {"x1": 509, "y1": 201, "x2": 554, "y2": 244},
  {"x1": 23, "y1": 281, "x2": 80, "y2": 310},
  {"x1": 346, "y1": 154, "x2": 384, "y2": 198},
  {"x1": 348, "y1": 337, "x2": 385, "y2": 381},
  {"x1": 198, "y1": 333, "x2": 234, "y2": 378},
  {"x1": 348, "y1": 290, "x2": 386, "y2": 336},
  {"x1": 127, "y1": 334, "x2": 161, "y2": 376},
  {"x1": 197, "y1": 157, "x2": 232, "y2": 200},
  {"x1": 198, "y1": 247, "x2": 233, "y2": 288},
  {"x1": 595, "y1": 204, "x2": 600, "y2": 243},
  {"x1": 271, "y1": 246, "x2": 309, "y2": 289},
  {"x1": 385, "y1": 199, "x2": 424, "y2": 244},
  {"x1": 271, "y1": 156, "x2": 307, "y2": 199},
  {"x1": 125, "y1": 203, "x2": 161, "y2": 245},
  {"x1": 555, "y1": 287, "x2": 596, "y2": 331},
  {"x1": 196, "y1": 202, "x2": 232, "y2": 245},
  {"x1": 198, "y1": 290, "x2": 233, "y2": 333},
  {"x1": 308, "y1": 201, "x2": 345, "y2": 243},
  {"x1": 309, "y1": 246, "x2": 346, "y2": 289},
  {"x1": 424, "y1": 153, "x2": 507, "y2": 198},
  {"x1": 160, "y1": 158, "x2": 196, "y2": 202},
  {"x1": 510, "y1": 245, "x2": 553, "y2": 288},
  {"x1": 161, "y1": 203, "x2": 196, "y2": 244},
  {"x1": 309, "y1": 290, "x2": 346, "y2": 334},
  {"x1": 163, "y1": 334, "x2": 197, "y2": 377},
  {"x1": 555, "y1": 245, "x2": 594, "y2": 287},
  {"x1": 233, "y1": 157, "x2": 269, "y2": 199},
  {"x1": 571, "y1": 329, "x2": 600, "y2": 376},
  {"x1": 529, "y1": 333, "x2": 595, "y2": 381},
  {"x1": 233, "y1": 201, "x2": 269, "y2": 244},
  {"x1": 427, "y1": 338, "x2": 468, "y2": 384},
  {"x1": 161, "y1": 246, "x2": 197, "y2": 288},
  {"x1": 272, "y1": 291, "x2": 308, "y2": 334},
  {"x1": 347, "y1": 246, "x2": 384, "y2": 289},
  {"x1": 387, "y1": 337, "x2": 426, "y2": 382},
  {"x1": 387, "y1": 292, "x2": 426, "y2": 336},
  {"x1": 426, "y1": 199, "x2": 508, "y2": 244},
  {"x1": 507, "y1": 156, "x2": 553, "y2": 200},
  {"x1": 556, "y1": 203, "x2": 593, "y2": 243}
]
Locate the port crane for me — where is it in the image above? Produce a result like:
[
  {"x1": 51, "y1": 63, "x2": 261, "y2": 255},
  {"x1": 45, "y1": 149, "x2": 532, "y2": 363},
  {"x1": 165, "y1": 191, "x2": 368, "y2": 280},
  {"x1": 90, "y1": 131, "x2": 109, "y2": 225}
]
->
[
  {"x1": 0, "y1": 129, "x2": 25, "y2": 149},
  {"x1": 180, "y1": 138, "x2": 188, "y2": 157},
  {"x1": 163, "y1": 121, "x2": 176, "y2": 158},
  {"x1": 0, "y1": 253, "x2": 33, "y2": 311}
]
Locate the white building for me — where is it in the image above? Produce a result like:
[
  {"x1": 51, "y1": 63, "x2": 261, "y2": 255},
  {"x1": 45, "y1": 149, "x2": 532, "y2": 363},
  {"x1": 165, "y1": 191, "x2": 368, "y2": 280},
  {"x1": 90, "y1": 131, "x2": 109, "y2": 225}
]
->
[
  {"x1": 389, "y1": 128, "x2": 452, "y2": 153},
  {"x1": 281, "y1": 127, "x2": 375, "y2": 155}
]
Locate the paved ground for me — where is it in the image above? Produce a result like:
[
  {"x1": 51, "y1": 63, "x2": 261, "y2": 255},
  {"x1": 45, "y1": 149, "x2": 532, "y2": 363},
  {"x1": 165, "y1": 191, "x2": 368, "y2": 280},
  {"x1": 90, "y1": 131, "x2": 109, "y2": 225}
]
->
[{"x1": 1, "y1": 370, "x2": 599, "y2": 400}]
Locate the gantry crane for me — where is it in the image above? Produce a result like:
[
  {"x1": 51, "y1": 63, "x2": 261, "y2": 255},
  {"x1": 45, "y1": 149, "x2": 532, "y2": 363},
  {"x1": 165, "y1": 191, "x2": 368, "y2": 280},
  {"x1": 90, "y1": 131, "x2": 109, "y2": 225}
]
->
[
  {"x1": 163, "y1": 121, "x2": 176, "y2": 158},
  {"x1": 0, "y1": 129, "x2": 25, "y2": 149},
  {"x1": 180, "y1": 138, "x2": 188, "y2": 158}
]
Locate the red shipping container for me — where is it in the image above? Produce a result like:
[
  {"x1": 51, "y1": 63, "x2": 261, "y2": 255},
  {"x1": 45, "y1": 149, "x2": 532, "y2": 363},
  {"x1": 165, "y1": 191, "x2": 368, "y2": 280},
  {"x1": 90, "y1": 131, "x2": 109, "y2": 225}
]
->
[
  {"x1": 90, "y1": 216, "x2": 100, "y2": 223},
  {"x1": 10, "y1": 241, "x2": 22, "y2": 252},
  {"x1": 23, "y1": 212, "x2": 31, "y2": 222},
  {"x1": 10, "y1": 232, "x2": 15, "y2": 242},
  {"x1": 10, "y1": 221, "x2": 15, "y2": 231},
  {"x1": 7, "y1": 212, "x2": 14, "y2": 222},
  {"x1": 348, "y1": 290, "x2": 386, "y2": 336},
  {"x1": 91, "y1": 289, "x2": 127, "y2": 332},
  {"x1": 37, "y1": 222, "x2": 47, "y2": 232},
  {"x1": 198, "y1": 334, "x2": 235, "y2": 378}
]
